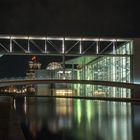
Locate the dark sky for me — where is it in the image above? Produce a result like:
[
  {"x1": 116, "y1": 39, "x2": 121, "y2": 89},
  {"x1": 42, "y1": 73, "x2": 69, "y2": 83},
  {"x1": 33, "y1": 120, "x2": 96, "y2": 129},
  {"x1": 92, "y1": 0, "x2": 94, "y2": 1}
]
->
[
  {"x1": 0, "y1": 0, "x2": 139, "y2": 37},
  {"x1": 0, "y1": 0, "x2": 139, "y2": 77}
]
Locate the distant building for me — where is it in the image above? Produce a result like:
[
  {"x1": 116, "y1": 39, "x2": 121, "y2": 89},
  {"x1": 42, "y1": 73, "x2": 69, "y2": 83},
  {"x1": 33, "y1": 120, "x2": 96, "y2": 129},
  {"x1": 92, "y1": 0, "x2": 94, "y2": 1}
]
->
[
  {"x1": 35, "y1": 62, "x2": 77, "y2": 96},
  {"x1": 26, "y1": 56, "x2": 41, "y2": 79},
  {"x1": 35, "y1": 69, "x2": 77, "y2": 80}
]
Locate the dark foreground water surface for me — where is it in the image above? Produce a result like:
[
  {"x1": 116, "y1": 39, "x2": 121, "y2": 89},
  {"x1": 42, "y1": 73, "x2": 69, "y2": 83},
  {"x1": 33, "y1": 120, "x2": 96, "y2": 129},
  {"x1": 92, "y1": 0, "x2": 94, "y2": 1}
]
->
[{"x1": 12, "y1": 97, "x2": 140, "y2": 140}]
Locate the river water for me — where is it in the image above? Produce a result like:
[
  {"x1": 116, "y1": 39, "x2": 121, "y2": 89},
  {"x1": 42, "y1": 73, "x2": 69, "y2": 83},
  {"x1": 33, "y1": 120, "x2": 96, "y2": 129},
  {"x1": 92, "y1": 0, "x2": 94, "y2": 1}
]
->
[{"x1": 14, "y1": 97, "x2": 140, "y2": 140}]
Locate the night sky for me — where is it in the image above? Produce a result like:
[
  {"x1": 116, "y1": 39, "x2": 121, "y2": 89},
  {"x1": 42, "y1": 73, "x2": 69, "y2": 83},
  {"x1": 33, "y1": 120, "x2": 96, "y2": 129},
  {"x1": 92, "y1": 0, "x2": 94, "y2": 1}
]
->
[{"x1": 0, "y1": 0, "x2": 139, "y2": 77}]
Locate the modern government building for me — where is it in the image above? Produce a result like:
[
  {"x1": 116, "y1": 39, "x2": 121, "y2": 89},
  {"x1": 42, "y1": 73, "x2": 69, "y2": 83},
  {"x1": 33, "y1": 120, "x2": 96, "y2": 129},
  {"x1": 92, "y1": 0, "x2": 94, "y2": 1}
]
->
[{"x1": 0, "y1": 36, "x2": 140, "y2": 99}]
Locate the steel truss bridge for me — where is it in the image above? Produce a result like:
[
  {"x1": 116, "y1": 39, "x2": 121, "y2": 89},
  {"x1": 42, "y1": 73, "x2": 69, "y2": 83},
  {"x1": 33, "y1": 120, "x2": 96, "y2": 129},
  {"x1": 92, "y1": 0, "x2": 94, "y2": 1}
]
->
[{"x1": 0, "y1": 35, "x2": 132, "y2": 56}]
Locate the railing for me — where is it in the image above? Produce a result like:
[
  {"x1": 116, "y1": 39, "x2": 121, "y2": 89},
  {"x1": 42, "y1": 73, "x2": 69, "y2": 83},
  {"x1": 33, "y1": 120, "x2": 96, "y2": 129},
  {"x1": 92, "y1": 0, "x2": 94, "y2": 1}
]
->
[{"x1": 0, "y1": 77, "x2": 140, "y2": 90}]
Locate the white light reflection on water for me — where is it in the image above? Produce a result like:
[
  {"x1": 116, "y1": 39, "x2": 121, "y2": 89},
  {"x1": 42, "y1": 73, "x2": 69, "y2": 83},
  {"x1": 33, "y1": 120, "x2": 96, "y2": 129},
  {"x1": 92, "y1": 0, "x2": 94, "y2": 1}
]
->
[
  {"x1": 24, "y1": 96, "x2": 27, "y2": 114},
  {"x1": 13, "y1": 99, "x2": 16, "y2": 110},
  {"x1": 55, "y1": 98, "x2": 72, "y2": 129}
]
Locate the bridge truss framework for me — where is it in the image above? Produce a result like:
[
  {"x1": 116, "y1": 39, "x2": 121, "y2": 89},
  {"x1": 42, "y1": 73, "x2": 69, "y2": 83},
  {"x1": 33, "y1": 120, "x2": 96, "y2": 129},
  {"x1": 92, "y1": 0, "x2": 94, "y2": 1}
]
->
[{"x1": 0, "y1": 35, "x2": 132, "y2": 56}]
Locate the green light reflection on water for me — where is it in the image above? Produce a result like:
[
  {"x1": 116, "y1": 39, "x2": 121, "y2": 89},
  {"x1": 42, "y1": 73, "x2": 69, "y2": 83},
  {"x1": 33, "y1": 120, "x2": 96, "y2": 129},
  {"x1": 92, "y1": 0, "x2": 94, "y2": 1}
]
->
[
  {"x1": 77, "y1": 99, "x2": 82, "y2": 125},
  {"x1": 86, "y1": 100, "x2": 93, "y2": 124}
]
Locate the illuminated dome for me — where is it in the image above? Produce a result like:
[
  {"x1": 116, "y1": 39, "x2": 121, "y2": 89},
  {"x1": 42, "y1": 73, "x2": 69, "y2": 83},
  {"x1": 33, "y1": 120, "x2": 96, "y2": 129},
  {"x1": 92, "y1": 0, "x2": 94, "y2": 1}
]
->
[{"x1": 46, "y1": 62, "x2": 62, "y2": 70}]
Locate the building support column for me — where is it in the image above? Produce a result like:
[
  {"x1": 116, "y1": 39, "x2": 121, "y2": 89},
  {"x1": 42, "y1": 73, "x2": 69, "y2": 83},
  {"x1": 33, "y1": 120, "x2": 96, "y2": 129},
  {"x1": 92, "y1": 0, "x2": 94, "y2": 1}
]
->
[
  {"x1": 62, "y1": 38, "x2": 65, "y2": 79},
  {"x1": 132, "y1": 39, "x2": 140, "y2": 98}
]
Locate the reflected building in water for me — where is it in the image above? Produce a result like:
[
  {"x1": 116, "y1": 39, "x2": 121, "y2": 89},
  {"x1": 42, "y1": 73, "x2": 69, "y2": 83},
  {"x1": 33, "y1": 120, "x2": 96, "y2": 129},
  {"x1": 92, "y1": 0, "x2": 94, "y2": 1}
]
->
[{"x1": 14, "y1": 97, "x2": 134, "y2": 140}]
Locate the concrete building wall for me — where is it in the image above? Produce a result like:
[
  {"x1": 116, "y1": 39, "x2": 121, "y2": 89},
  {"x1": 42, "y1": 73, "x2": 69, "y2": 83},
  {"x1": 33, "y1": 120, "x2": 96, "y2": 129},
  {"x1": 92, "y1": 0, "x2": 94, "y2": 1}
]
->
[
  {"x1": 132, "y1": 39, "x2": 140, "y2": 98},
  {"x1": 133, "y1": 38, "x2": 140, "y2": 83}
]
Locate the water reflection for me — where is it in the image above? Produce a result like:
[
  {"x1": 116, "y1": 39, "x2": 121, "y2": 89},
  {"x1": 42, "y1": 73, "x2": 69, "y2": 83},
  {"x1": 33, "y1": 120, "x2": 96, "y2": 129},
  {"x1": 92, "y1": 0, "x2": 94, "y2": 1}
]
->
[
  {"x1": 14, "y1": 97, "x2": 132, "y2": 140},
  {"x1": 56, "y1": 98, "x2": 73, "y2": 116}
]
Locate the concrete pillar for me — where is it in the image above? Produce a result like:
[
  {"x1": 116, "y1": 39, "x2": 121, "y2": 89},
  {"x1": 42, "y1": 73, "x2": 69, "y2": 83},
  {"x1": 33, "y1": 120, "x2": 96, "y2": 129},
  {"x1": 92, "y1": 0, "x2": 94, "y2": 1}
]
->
[
  {"x1": 133, "y1": 39, "x2": 140, "y2": 83},
  {"x1": 132, "y1": 38, "x2": 140, "y2": 98}
]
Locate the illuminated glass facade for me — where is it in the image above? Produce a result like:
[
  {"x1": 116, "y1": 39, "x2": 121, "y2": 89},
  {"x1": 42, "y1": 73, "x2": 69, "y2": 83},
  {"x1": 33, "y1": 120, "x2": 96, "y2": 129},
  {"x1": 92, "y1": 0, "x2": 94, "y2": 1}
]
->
[
  {"x1": 75, "y1": 41, "x2": 133, "y2": 98},
  {"x1": 32, "y1": 39, "x2": 133, "y2": 98}
]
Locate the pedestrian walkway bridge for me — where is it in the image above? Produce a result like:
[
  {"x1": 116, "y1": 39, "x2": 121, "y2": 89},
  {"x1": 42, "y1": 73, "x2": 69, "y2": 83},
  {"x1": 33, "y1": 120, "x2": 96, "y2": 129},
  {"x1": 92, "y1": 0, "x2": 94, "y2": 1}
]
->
[{"x1": 0, "y1": 35, "x2": 132, "y2": 56}]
